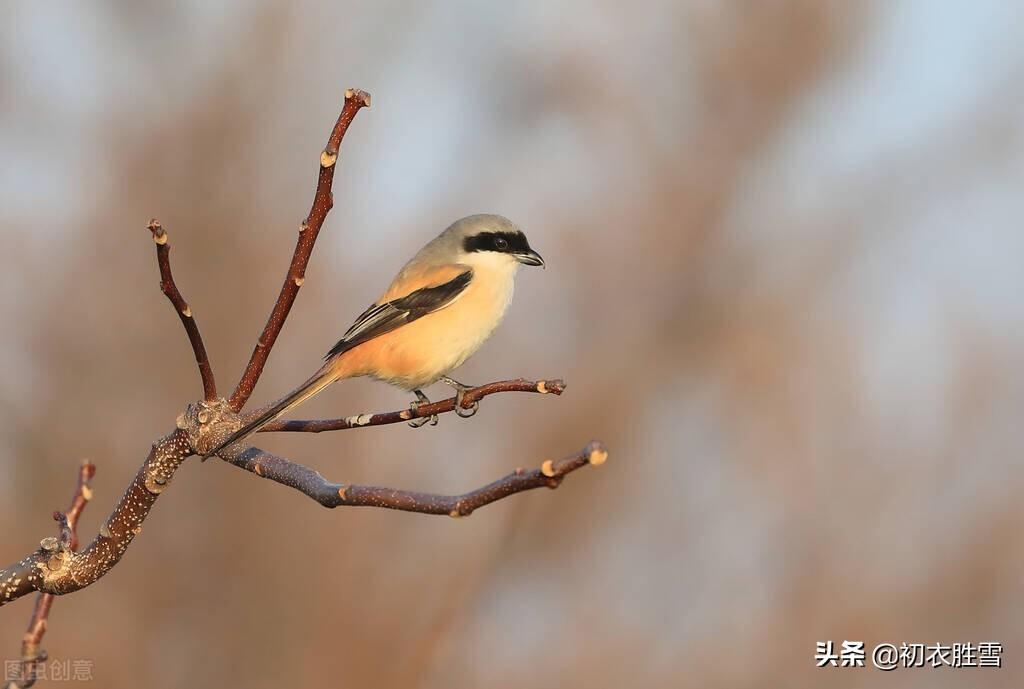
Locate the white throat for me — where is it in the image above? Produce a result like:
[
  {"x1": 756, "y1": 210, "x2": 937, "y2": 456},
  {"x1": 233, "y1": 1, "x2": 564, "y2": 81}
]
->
[{"x1": 459, "y1": 250, "x2": 520, "y2": 280}]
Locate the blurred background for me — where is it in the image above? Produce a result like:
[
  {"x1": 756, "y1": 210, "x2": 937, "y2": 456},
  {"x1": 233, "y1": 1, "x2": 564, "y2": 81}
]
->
[{"x1": 2, "y1": 1, "x2": 1023, "y2": 687}]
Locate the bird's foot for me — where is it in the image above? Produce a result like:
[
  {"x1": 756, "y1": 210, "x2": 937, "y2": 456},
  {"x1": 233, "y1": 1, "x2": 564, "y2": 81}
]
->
[
  {"x1": 408, "y1": 389, "x2": 439, "y2": 428},
  {"x1": 440, "y1": 376, "x2": 479, "y2": 418}
]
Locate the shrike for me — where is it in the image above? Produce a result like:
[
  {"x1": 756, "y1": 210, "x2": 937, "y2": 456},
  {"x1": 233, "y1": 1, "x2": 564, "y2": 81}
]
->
[{"x1": 206, "y1": 214, "x2": 544, "y2": 457}]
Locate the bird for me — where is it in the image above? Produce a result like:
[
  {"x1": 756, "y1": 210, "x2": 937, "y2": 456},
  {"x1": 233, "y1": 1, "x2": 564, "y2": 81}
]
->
[{"x1": 204, "y1": 214, "x2": 545, "y2": 459}]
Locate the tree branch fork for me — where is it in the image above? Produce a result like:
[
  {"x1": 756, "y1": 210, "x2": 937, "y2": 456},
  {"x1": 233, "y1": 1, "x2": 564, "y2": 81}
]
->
[{"x1": 2, "y1": 87, "x2": 606, "y2": 676}]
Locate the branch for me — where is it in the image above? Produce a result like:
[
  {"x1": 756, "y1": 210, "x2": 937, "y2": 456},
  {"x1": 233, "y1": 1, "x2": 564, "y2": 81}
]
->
[
  {"x1": 228, "y1": 88, "x2": 372, "y2": 411},
  {"x1": 222, "y1": 440, "x2": 607, "y2": 517},
  {"x1": 6, "y1": 461, "x2": 95, "y2": 689},
  {"x1": 147, "y1": 219, "x2": 217, "y2": 401},
  {"x1": 0, "y1": 429, "x2": 194, "y2": 610},
  {"x1": 1, "y1": 88, "x2": 607, "y2": 676},
  {"x1": 259, "y1": 378, "x2": 566, "y2": 433}
]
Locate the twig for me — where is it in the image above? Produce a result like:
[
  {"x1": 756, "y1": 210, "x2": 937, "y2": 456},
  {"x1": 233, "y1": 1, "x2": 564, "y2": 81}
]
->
[
  {"x1": 229, "y1": 89, "x2": 372, "y2": 411},
  {"x1": 0, "y1": 429, "x2": 193, "y2": 610},
  {"x1": 147, "y1": 220, "x2": 217, "y2": 401},
  {"x1": 0, "y1": 87, "x2": 607, "y2": 665},
  {"x1": 259, "y1": 378, "x2": 566, "y2": 433},
  {"x1": 223, "y1": 440, "x2": 607, "y2": 517},
  {"x1": 7, "y1": 461, "x2": 95, "y2": 689}
]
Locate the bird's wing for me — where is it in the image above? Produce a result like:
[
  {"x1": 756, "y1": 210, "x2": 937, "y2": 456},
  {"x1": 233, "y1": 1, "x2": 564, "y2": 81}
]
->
[{"x1": 325, "y1": 268, "x2": 473, "y2": 359}]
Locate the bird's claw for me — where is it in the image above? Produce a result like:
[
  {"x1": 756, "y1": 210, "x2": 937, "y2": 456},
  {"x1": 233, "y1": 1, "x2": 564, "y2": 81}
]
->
[
  {"x1": 440, "y1": 377, "x2": 479, "y2": 418},
  {"x1": 408, "y1": 413, "x2": 439, "y2": 428},
  {"x1": 408, "y1": 391, "x2": 439, "y2": 428},
  {"x1": 454, "y1": 388, "x2": 479, "y2": 418}
]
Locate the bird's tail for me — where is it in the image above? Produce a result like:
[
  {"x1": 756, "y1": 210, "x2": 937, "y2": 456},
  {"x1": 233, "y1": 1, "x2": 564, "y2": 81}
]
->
[{"x1": 203, "y1": 364, "x2": 338, "y2": 459}]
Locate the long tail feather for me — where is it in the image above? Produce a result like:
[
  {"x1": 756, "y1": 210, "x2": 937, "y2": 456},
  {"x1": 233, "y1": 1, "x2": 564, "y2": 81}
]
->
[{"x1": 204, "y1": 366, "x2": 337, "y2": 459}]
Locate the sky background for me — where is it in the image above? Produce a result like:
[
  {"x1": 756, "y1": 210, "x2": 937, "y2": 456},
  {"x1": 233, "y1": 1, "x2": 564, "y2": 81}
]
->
[{"x1": 2, "y1": 2, "x2": 1023, "y2": 688}]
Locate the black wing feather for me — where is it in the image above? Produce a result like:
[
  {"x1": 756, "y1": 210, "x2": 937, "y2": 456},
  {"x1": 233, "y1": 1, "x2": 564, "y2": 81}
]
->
[{"x1": 325, "y1": 269, "x2": 473, "y2": 359}]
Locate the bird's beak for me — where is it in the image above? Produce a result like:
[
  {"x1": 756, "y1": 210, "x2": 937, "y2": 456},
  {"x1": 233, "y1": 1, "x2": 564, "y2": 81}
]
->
[{"x1": 515, "y1": 249, "x2": 545, "y2": 268}]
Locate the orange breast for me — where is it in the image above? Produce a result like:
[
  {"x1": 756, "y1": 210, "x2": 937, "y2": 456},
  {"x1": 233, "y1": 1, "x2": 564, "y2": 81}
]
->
[{"x1": 328, "y1": 268, "x2": 514, "y2": 390}]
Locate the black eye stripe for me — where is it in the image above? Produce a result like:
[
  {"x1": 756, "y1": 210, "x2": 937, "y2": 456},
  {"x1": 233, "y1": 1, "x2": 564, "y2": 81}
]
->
[{"x1": 463, "y1": 231, "x2": 530, "y2": 254}]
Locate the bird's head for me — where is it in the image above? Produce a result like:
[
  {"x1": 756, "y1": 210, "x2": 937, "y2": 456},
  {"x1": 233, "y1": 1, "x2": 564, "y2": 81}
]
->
[{"x1": 449, "y1": 214, "x2": 545, "y2": 270}]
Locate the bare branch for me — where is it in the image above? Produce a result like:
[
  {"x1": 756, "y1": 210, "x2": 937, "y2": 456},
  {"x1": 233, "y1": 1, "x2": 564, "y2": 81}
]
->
[
  {"x1": 229, "y1": 89, "x2": 372, "y2": 411},
  {"x1": 147, "y1": 219, "x2": 218, "y2": 401},
  {"x1": 1, "y1": 87, "x2": 607, "y2": 680},
  {"x1": 7, "y1": 461, "x2": 95, "y2": 689},
  {"x1": 222, "y1": 440, "x2": 607, "y2": 517},
  {"x1": 0, "y1": 430, "x2": 193, "y2": 610},
  {"x1": 259, "y1": 378, "x2": 566, "y2": 433}
]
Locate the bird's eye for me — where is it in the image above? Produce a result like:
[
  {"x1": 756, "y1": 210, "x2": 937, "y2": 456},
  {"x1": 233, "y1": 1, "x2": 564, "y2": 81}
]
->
[{"x1": 494, "y1": 237, "x2": 509, "y2": 250}]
